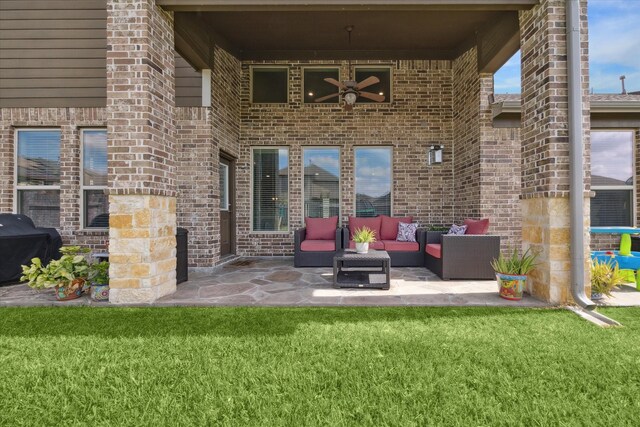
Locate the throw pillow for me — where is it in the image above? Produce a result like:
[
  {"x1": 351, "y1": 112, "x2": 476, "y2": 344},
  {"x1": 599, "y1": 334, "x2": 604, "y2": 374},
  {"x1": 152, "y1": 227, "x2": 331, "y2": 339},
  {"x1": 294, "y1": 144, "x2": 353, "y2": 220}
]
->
[
  {"x1": 464, "y1": 218, "x2": 490, "y2": 235},
  {"x1": 380, "y1": 215, "x2": 413, "y2": 240},
  {"x1": 447, "y1": 224, "x2": 467, "y2": 235},
  {"x1": 397, "y1": 222, "x2": 418, "y2": 242},
  {"x1": 348, "y1": 216, "x2": 382, "y2": 241},
  {"x1": 305, "y1": 216, "x2": 338, "y2": 240}
]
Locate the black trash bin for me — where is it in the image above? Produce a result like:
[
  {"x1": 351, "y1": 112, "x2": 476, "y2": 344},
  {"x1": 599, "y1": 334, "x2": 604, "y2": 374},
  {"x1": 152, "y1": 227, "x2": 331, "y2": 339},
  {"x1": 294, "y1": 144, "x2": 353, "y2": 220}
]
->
[
  {"x1": 631, "y1": 236, "x2": 640, "y2": 252},
  {"x1": 176, "y1": 227, "x2": 188, "y2": 284}
]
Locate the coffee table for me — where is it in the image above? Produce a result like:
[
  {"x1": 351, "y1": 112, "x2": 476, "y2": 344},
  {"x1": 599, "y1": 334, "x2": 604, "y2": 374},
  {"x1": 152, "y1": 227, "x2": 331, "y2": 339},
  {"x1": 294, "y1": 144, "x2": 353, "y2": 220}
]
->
[{"x1": 333, "y1": 249, "x2": 391, "y2": 290}]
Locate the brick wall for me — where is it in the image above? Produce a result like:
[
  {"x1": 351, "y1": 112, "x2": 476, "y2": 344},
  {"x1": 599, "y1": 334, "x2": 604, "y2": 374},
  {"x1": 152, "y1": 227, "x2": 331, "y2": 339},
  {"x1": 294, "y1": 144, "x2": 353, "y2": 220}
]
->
[
  {"x1": 235, "y1": 59, "x2": 455, "y2": 256},
  {"x1": 175, "y1": 107, "x2": 217, "y2": 267},
  {"x1": 106, "y1": 0, "x2": 176, "y2": 198},
  {"x1": 452, "y1": 49, "x2": 481, "y2": 222},
  {"x1": 0, "y1": 107, "x2": 108, "y2": 249}
]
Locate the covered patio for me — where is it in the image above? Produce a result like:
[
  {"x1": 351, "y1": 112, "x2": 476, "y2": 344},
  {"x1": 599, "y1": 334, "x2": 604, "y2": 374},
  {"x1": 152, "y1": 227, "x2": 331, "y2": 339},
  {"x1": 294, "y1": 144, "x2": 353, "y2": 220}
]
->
[{"x1": 97, "y1": 0, "x2": 593, "y2": 306}]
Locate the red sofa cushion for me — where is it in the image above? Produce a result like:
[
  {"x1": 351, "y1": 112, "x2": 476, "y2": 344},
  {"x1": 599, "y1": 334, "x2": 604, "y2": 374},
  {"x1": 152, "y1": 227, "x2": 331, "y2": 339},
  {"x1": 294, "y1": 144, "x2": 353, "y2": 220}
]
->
[
  {"x1": 348, "y1": 216, "x2": 382, "y2": 240},
  {"x1": 301, "y1": 240, "x2": 336, "y2": 252},
  {"x1": 382, "y1": 240, "x2": 419, "y2": 252},
  {"x1": 305, "y1": 216, "x2": 338, "y2": 240},
  {"x1": 380, "y1": 215, "x2": 413, "y2": 240},
  {"x1": 426, "y1": 243, "x2": 442, "y2": 259},
  {"x1": 464, "y1": 218, "x2": 490, "y2": 235},
  {"x1": 348, "y1": 240, "x2": 385, "y2": 250}
]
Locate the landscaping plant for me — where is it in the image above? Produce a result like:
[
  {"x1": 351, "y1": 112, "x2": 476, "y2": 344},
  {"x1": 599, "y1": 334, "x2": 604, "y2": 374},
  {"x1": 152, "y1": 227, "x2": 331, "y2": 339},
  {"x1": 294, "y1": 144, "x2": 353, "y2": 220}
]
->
[
  {"x1": 591, "y1": 257, "x2": 625, "y2": 298},
  {"x1": 491, "y1": 247, "x2": 538, "y2": 275},
  {"x1": 20, "y1": 246, "x2": 91, "y2": 300}
]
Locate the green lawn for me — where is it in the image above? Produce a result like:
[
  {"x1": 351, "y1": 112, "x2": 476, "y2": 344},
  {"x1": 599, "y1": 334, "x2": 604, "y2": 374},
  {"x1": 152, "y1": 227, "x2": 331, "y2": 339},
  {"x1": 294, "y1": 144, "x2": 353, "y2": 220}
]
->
[{"x1": 1, "y1": 307, "x2": 638, "y2": 426}]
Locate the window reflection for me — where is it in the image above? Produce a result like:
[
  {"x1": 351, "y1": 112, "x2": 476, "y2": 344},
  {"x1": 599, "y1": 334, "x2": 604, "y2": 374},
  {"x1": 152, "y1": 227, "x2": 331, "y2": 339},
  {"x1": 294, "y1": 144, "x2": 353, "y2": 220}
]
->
[
  {"x1": 253, "y1": 148, "x2": 289, "y2": 231},
  {"x1": 355, "y1": 147, "x2": 392, "y2": 217},
  {"x1": 304, "y1": 148, "x2": 340, "y2": 218}
]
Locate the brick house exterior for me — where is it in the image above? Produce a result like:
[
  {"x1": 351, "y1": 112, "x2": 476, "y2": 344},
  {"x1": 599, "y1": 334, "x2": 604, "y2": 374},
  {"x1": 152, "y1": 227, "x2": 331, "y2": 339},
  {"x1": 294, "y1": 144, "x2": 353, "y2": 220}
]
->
[{"x1": 1, "y1": 0, "x2": 639, "y2": 304}]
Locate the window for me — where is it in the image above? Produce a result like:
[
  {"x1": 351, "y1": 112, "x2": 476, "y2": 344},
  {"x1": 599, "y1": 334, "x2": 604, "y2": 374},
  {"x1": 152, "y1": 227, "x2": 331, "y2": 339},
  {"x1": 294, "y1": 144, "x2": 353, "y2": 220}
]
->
[
  {"x1": 354, "y1": 147, "x2": 392, "y2": 217},
  {"x1": 82, "y1": 129, "x2": 109, "y2": 228},
  {"x1": 303, "y1": 148, "x2": 340, "y2": 218},
  {"x1": 303, "y1": 67, "x2": 340, "y2": 104},
  {"x1": 354, "y1": 66, "x2": 392, "y2": 103},
  {"x1": 251, "y1": 67, "x2": 288, "y2": 104},
  {"x1": 16, "y1": 129, "x2": 61, "y2": 228},
  {"x1": 220, "y1": 162, "x2": 229, "y2": 211},
  {"x1": 591, "y1": 130, "x2": 635, "y2": 226},
  {"x1": 253, "y1": 148, "x2": 289, "y2": 231}
]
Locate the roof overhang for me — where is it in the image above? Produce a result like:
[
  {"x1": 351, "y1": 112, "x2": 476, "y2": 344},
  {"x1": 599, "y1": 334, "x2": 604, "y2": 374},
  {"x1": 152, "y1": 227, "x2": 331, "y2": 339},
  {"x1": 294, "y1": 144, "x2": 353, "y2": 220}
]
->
[
  {"x1": 160, "y1": 1, "x2": 535, "y2": 71},
  {"x1": 492, "y1": 97, "x2": 640, "y2": 128}
]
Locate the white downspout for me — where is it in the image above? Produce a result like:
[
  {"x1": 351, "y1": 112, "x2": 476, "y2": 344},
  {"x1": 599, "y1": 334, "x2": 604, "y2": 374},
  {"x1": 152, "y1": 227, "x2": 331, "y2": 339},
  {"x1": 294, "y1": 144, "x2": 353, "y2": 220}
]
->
[{"x1": 566, "y1": 0, "x2": 595, "y2": 309}]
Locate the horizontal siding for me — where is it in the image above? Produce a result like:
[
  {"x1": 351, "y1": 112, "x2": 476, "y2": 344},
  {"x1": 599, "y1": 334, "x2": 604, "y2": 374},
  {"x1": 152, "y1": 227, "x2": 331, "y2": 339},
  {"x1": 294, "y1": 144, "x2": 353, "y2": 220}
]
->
[
  {"x1": 176, "y1": 53, "x2": 203, "y2": 107},
  {"x1": 0, "y1": 0, "x2": 107, "y2": 108},
  {"x1": 0, "y1": 1, "x2": 202, "y2": 108}
]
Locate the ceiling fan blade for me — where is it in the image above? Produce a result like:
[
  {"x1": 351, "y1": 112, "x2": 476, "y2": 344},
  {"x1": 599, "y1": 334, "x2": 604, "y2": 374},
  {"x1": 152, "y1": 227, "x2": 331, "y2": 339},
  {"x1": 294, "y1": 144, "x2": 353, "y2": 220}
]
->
[
  {"x1": 359, "y1": 91, "x2": 386, "y2": 102},
  {"x1": 314, "y1": 93, "x2": 340, "y2": 103},
  {"x1": 324, "y1": 78, "x2": 347, "y2": 90},
  {"x1": 354, "y1": 76, "x2": 380, "y2": 90}
]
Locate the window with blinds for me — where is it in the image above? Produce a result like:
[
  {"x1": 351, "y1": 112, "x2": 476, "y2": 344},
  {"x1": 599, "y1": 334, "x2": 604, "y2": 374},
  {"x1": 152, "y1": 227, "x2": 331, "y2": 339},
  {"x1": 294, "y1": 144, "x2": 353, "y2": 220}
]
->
[
  {"x1": 82, "y1": 129, "x2": 109, "y2": 228},
  {"x1": 16, "y1": 129, "x2": 61, "y2": 228},
  {"x1": 354, "y1": 147, "x2": 392, "y2": 217},
  {"x1": 253, "y1": 148, "x2": 289, "y2": 231},
  {"x1": 303, "y1": 148, "x2": 340, "y2": 218},
  {"x1": 590, "y1": 130, "x2": 635, "y2": 226}
]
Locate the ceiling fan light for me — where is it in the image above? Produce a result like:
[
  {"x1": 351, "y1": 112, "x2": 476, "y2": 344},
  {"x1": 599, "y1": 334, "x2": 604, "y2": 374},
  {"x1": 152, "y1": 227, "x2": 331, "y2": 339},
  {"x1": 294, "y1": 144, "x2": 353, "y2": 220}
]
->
[{"x1": 344, "y1": 92, "x2": 357, "y2": 105}]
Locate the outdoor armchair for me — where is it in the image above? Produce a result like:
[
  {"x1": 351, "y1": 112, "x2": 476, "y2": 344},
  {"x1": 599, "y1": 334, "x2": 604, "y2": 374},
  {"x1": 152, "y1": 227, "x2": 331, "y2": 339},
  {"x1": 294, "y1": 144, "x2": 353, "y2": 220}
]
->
[{"x1": 425, "y1": 231, "x2": 500, "y2": 280}]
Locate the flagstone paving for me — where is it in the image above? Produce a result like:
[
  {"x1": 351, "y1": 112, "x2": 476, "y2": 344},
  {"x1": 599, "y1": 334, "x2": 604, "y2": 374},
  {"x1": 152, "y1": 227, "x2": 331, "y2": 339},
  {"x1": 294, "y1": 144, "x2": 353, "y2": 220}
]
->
[{"x1": 1, "y1": 257, "x2": 637, "y2": 307}]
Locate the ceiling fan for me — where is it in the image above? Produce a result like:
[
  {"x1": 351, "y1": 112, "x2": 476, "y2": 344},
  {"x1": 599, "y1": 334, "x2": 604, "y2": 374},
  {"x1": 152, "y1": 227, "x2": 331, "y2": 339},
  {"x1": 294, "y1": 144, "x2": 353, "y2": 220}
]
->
[{"x1": 314, "y1": 26, "x2": 386, "y2": 110}]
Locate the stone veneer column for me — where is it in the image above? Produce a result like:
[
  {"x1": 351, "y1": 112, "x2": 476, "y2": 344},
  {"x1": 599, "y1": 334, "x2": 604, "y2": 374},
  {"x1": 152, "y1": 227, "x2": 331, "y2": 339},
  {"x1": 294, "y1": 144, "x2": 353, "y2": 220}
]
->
[
  {"x1": 106, "y1": 0, "x2": 177, "y2": 303},
  {"x1": 520, "y1": 0, "x2": 590, "y2": 303}
]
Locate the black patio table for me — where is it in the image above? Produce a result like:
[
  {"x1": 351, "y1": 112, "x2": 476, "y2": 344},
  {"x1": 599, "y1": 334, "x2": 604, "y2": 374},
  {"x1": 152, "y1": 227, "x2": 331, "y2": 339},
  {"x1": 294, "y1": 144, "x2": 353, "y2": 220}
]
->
[{"x1": 333, "y1": 249, "x2": 391, "y2": 290}]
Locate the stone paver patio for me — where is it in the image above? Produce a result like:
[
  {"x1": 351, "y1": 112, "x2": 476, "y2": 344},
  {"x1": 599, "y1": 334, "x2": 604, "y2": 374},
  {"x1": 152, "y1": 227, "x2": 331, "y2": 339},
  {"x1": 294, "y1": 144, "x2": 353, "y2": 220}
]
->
[{"x1": 1, "y1": 257, "x2": 638, "y2": 307}]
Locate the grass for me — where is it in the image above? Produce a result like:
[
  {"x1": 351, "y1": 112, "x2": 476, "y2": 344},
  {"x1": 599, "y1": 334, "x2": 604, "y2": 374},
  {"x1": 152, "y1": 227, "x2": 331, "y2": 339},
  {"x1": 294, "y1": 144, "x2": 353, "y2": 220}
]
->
[{"x1": 1, "y1": 307, "x2": 639, "y2": 426}]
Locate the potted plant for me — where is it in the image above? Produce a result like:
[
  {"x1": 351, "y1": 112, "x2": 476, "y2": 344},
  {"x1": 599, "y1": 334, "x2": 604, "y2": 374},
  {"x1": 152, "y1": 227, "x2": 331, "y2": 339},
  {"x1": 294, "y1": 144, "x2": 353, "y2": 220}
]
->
[
  {"x1": 89, "y1": 261, "x2": 110, "y2": 301},
  {"x1": 20, "y1": 246, "x2": 90, "y2": 301},
  {"x1": 590, "y1": 258, "x2": 625, "y2": 300},
  {"x1": 491, "y1": 248, "x2": 538, "y2": 301},
  {"x1": 353, "y1": 226, "x2": 376, "y2": 254}
]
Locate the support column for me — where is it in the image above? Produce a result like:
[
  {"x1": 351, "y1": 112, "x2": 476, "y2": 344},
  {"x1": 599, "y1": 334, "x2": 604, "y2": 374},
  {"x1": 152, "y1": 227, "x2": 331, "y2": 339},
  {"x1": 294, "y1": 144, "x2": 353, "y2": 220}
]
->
[
  {"x1": 520, "y1": 0, "x2": 590, "y2": 303},
  {"x1": 106, "y1": 0, "x2": 177, "y2": 303}
]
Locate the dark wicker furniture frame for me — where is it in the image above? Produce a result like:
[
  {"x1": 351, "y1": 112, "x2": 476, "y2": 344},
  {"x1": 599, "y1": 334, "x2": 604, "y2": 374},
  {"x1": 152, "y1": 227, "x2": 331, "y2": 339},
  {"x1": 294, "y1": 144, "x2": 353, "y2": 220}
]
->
[
  {"x1": 333, "y1": 249, "x2": 391, "y2": 290},
  {"x1": 425, "y1": 231, "x2": 500, "y2": 280},
  {"x1": 294, "y1": 227, "x2": 343, "y2": 267}
]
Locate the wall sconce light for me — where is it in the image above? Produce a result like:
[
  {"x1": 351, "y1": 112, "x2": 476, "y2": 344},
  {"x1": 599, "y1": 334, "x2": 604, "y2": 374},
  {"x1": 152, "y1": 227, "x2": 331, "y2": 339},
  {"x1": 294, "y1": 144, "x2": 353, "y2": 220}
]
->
[{"x1": 428, "y1": 145, "x2": 443, "y2": 165}]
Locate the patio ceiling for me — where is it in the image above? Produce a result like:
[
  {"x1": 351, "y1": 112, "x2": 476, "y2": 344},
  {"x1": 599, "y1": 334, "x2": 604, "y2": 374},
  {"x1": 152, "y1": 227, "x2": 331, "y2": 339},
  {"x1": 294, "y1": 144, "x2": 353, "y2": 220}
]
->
[{"x1": 159, "y1": 0, "x2": 534, "y2": 72}]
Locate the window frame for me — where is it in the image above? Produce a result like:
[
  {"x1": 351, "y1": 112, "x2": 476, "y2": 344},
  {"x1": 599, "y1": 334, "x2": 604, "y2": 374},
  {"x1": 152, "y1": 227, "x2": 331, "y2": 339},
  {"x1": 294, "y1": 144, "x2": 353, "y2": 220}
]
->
[
  {"x1": 353, "y1": 146, "x2": 394, "y2": 217},
  {"x1": 249, "y1": 66, "x2": 290, "y2": 105},
  {"x1": 301, "y1": 146, "x2": 341, "y2": 222},
  {"x1": 250, "y1": 146, "x2": 290, "y2": 233},
  {"x1": 301, "y1": 66, "x2": 341, "y2": 105},
  {"x1": 590, "y1": 129, "x2": 636, "y2": 227},
  {"x1": 353, "y1": 65, "x2": 394, "y2": 104},
  {"x1": 13, "y1": 128, "x2": 62, "y2": 226},
  {"x1": 80, "y1": 128, "x2": 109, "y2": 230}
]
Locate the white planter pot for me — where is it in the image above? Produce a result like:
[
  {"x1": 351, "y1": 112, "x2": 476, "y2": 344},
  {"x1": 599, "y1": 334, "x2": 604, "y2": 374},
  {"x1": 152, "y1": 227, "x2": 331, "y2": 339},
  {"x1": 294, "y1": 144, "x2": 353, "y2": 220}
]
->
[{"x1": 355, "y1": 242, "x2": 369, "y2": 254}]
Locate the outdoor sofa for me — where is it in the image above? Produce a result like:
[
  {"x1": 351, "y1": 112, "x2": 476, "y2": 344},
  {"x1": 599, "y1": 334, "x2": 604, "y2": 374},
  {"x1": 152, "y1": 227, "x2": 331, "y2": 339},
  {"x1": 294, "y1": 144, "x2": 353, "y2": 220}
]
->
[
  {"x1": 342, "y1": 215, "x2": 426, "y2": 267},
  {"x1": 294, "y1": 216, "x2": 343, "y2": 267},
  {"x1": 424, "y1": 219, "x2": 500, "y2": 280}
]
